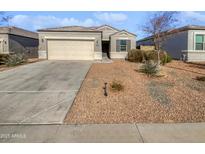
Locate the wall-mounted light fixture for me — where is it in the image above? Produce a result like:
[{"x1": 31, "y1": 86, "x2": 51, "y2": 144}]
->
[{"x1": 96, "y1": 40, "x2": 99, "y2": 46}]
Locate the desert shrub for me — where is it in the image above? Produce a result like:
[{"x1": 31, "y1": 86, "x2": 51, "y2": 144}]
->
[
  {"x1": 0, "y1": 54, "x2": 9, "y2": 65},
  {"x1": 161, "y1": 52, "x2": 172, "y2": 65},
  {"x1": 161, "y1": 54, "x2": 167, "y2": 65},
  {"x1": 166, "y1": 54, "x2": 172, "y2": 63},
  {"x1": 110, "y1": 80, "x2": 124, "y2": 92},
  {"x1": 4, "y1": 53, "x2": 27, "y2": 67},
  {"x1": 139, "y1": 60, "x2": 159, "y2": 77},
  {"x1": 128, "y1": 49, "x2": 144, "y2": 62},
  {"x1": 145, "y1": 50, "x2": 172, "y2": 65},
  {"x1": 196, "y1": 76, "x2": 205, "y2": 81},
  {"x1": 128, "y1": 49, "x2": 172, "y2": 65},
  {"x1": 144, "y1": 50, "x2": 158, "y2": 62}
]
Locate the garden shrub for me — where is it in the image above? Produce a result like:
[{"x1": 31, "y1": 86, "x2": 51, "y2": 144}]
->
[
  {"x1": 144, "y1": 50, "x2": 158, "y2": 62},
  {"x1": 4, "y1": 53, "x2": 27, "y2": 67},
  {"x1": 139, "y1": 60, "x2": 159, "y2": 77},
  {"x1": 110, "y1": 80, "x2": 124, "y2": 92},
  {"x1": 166, "y1": 54, "x2": 172, "y2": 63},
  {"x1": 128, "y1": 49, "x2": 144, "y2": 62},
  {"x1": 128, "y1": 49, "x2": 172, "y2": 65},
  {"x1": 0, "y1": 54, "x2": 9, "y2": 65},
  {"x1": 160, "y1": 52, "x2": 172, "y2": 65}
]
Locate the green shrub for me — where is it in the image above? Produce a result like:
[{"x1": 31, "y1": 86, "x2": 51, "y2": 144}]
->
[
  {"x1": 4, "y1": 53, "x2": 27, "y2": 67},
  {"x1": 139, "y1": 60, "x2": 159, "y2": 77},
  {"x1": 161, "y1": 54, "x2": 167, "y2": 65},
  {"x1": 110, "y1": 80, "x2": 124, "y2": 92},
  {"x1": 0, "y1": 54, "x2": 9, "y2": 65},
  {"x1": 161, "y1": 52, "x2": 172, "y2": 65},
  {"x1": 166, "y1": 54, "x2": 172, "y2": 63}
]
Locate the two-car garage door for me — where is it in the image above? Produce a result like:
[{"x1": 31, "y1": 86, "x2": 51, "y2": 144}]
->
[{"x1": 47, "y1": 39, "x2": 94, "y2": 60}]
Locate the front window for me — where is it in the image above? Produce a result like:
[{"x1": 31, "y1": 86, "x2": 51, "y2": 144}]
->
[
  {"x1": 120, "y1": 40, "x2": 127, "y2": 51},
  {"x1": 195, "y1": 34, "x2": 205, "y2": 50}
]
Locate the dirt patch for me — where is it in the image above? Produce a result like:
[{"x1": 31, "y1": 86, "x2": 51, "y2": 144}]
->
[{"x1": 64, "y1": 60, "x2": 205, "y2": 124}]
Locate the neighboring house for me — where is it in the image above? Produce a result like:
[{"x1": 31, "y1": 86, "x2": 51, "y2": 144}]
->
[
  {"x1": 0, "y1": 26, "x2": 39, "y2": 58},
  {"x1": 137, "y1": 25, "x2": 205, "y2": 62},
  {"x1": 38, "y1": 25, "x2": 136, "y2": 60}
]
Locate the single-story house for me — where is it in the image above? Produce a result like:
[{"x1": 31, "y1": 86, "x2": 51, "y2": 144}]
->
[
  {"x1": 38, "y1": 25, "x2": 136, "y2": 60},
  {"x1": 0, "y1": 26, "x2": 39, "y2": 58},
  {"x1": 137, "y1": 25, "x2": 205, "y2": 62}
]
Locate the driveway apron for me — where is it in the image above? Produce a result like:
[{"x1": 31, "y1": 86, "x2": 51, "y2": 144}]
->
[{"x1": 0, "y1": 60, "x2": 92, "y2": 124}]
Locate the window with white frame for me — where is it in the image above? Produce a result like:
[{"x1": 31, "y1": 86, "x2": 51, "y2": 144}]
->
[
  {"x1": 195, "y1": 34, "x2": 205, "y2": 50},
  {"x1": 120, "y1": 40, "x2": 127, "y2": 51}
]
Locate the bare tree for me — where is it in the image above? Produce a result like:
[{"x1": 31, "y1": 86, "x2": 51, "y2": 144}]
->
[
  {"x1": 142, "y1": 11, "x2": 178, "y2": 65},
  {"x1": 0, "y1": 12, "x2": 13, "y2": 26}
]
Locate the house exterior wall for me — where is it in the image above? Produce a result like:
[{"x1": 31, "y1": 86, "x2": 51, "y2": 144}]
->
[
  {"x1": 138, "y1": 28, "x2": 205, "y2": 62},
  {"x1": 96, "y1": 26, "x2": 118, "y2": 41},
  {"x1": 187, "y1": 30, "x2": 205, "y2": 50},
  {"x1": 38, "y1": 31, "x2": 102, "y2": 60},
  {"x1": 9, "y1": 34, "x2": 39, "y2": 58},
  {"x1": 137, "y1": 31, "x2": 188, "y2": 60},
  {"x1": 110, "y1": 32, "x2": 136, "y2": 59},
  {"x1": 0, "y1": 34, "x2": 9, "y2": 54},
  {"x1": 161, "y1": 31, "x2": 188, "y2": 60},
  {"x1": 182, "y1": 30, "x2": 205, "y2": 61},
  {"x1": 137, "y1": 39, "x2": 154, "y2": 46}
]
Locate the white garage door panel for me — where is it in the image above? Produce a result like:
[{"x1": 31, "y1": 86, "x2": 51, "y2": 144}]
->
[{"x1": 47, "y1": 40, "x2": 94, "y2": 60}]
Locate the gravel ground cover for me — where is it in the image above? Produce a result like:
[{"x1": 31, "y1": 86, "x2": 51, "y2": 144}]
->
[{"x1": 65, "y1": 60, "x2": 205, "y2": 124}]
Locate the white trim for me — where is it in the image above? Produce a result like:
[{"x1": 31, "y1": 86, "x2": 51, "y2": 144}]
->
[
  {"x1": 193, "y1": 32, "x2": 205, "y2": 50},
  {"x1": 44, "y1": 36, "x2": 95, "y2": 40},
  {"x1": 95, "y1": 25, "x2": 119, "y2": 32},
  {"x1": 182, "y1": 50, "x2": 205, "y2": 53},
  {"x1": 118, "y1": 37, "x2": 129, "y2": 40}
]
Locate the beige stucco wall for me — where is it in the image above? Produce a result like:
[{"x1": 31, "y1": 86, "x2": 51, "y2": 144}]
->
[
  {"x1": 183, "y1": 30, "x2": 205, "y2": 61},
  {"x1": 188, "y1": 30, "x2": 205, "y2": 51},
  {"x1": 140, "y1": 45, "x2": 155, "y2": 51},
  {"x1": 110, "y1": 31, "x2": 136, "y2": 59},
  {"x1": 182, "y1": 51, "x2": 205, "y2": 62},
  {"x1": 0, "y1": 34, "x2": 9, "y2": 54},
  {"x1": 0, "y1": 27, "x2": 38, "y2": 39},
  {"x1": 96, "y1": 26, "x2": 118, "y2": 41},
  {"x1": 38, "y1": 31, "x2": 102, "y2": 59}
]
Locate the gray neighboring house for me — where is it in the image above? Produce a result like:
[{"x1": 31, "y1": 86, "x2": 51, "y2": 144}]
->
[
  {"x1": 137, "y1": 25, "x2": 205, "y2": 62},
  {"x1": 0, "y1": 26, "x2": 39, "y2": 58},
  {"x1": 38, "y1": 25, "x2": 136, "y2": 60}
]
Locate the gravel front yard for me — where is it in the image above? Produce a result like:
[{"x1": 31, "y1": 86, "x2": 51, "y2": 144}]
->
[{"x1": 64, "y1": 60, "x2": 205, "y2": 124}]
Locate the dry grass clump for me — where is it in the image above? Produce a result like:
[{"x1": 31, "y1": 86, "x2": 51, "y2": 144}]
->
[
  {"x1": 110, "y1": 80, "x2": 124, "y2": 92},
  {"x1": 196, "y1": 76, "x2": 205, "y2": 81}
]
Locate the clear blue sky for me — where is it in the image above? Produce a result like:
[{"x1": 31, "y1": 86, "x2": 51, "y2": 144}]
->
[{"x1": 1, "y1": 11, "x2": 205, "y2": 39}]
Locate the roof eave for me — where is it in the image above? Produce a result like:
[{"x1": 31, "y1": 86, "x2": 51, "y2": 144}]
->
[{"x1": 37, "y1": 30, "x2": 102, "y2": 33}]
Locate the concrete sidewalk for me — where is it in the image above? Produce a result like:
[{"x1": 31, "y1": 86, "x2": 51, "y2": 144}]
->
[{"x1": 0, "y1": 123, "x2": 205, "y2": 143}]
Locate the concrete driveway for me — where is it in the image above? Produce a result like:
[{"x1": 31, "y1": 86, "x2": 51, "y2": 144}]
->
[{"x1": 0, "y1": 60, "x2": 92, "y2": 124}]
